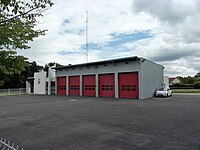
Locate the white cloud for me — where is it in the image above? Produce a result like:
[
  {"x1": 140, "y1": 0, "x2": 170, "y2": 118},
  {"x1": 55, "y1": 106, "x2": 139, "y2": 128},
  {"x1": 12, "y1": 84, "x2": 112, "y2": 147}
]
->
[
  {"x1": 132, "y1": 0, "x2": 194, "y2": 24},
  {"x1": 17, "y1": 0, "x2": 200, "y2": 77},
  {"x1": 131, "y1": 0, "x2": 200, "y2": 76}
]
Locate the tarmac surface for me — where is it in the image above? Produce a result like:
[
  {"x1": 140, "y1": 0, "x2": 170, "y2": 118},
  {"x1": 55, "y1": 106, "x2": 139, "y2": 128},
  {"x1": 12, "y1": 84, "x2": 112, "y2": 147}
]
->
[{"x1": 0, "y1": 94, "x2": 200, "y2": 150}]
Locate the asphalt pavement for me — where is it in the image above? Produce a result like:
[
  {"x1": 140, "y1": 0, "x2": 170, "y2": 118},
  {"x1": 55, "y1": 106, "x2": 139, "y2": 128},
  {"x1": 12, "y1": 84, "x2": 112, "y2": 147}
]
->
[{"x1": 0, "y1": 94, "x2": 200, "y2": 150}]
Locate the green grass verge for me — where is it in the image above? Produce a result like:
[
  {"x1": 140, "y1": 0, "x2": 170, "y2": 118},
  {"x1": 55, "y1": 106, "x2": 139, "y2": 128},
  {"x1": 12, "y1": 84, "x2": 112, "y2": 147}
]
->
[
  {"x1": 0, "y1": 92, "x2": 25, "y2": 96},
  {"x1": 172, "y1": 89, "x2": 200, "y2": 93}
]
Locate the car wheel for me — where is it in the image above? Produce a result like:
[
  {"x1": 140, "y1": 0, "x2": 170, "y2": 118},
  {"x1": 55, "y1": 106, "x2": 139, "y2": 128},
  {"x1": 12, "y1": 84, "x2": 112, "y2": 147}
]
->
[{"x1": 167, "y1": 93, "x2": 168, "y2": 97}]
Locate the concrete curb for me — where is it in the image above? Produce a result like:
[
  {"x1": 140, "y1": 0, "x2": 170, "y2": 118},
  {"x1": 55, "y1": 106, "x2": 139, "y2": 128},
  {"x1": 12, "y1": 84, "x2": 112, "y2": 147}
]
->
[{"x1": 173, "y1": 93, "x2": 200, "y2": 95}]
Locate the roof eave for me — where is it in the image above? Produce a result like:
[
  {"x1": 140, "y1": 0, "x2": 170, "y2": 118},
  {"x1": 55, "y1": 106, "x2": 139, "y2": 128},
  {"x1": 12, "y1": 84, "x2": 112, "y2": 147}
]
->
[{"x1": 53, "y1": 56, "x2": 140, "y2": 70}]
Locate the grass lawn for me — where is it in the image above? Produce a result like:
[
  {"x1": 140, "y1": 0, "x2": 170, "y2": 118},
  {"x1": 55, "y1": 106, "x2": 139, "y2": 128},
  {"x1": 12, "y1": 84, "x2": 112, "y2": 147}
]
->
[
  {"x1": 0, "y1": 92, "x2": 25, "y2": 96},
  {"x1": 172, "y1": 89, "x2": 200, "y2": 93}
]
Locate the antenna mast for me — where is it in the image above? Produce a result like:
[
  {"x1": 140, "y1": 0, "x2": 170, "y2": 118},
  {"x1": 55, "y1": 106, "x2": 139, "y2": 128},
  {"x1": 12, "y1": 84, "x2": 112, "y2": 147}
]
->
[{"x1": 86, "y1": 0, "x2": 89, "y2": 62}]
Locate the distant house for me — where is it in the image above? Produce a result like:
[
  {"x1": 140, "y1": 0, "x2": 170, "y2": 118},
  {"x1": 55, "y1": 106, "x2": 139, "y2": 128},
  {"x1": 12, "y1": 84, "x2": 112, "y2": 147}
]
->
[{"x1": 169, "y1": 77, "x2": 181, "y2": 85}]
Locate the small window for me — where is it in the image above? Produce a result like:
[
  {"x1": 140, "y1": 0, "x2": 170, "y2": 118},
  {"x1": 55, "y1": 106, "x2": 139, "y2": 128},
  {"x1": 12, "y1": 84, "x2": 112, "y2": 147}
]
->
[
  {"x1": 122, "y1": 85, "x2": 126, "y2": 91},
  {"x1": 132, "y1": 85, "x2": 136, "y2": 91},
  {"x1": 38, "y1": 79, "x2": 40, "y2": 84},
  {"x1": 127, "y1": 85, "x2": 131, "y2": 91}
]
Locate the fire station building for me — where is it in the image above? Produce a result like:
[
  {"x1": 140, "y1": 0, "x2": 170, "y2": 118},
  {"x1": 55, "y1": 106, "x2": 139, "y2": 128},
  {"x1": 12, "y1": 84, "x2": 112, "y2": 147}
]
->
[{"x1": 54, "y1": 56, "x2": 164, "y2": 99}]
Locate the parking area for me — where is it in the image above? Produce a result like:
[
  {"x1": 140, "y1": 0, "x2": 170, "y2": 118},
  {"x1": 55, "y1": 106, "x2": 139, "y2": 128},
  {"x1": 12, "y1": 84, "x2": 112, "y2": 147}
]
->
[{"x1": 0, "y1": 95, "x2": 200, "y2": 150}]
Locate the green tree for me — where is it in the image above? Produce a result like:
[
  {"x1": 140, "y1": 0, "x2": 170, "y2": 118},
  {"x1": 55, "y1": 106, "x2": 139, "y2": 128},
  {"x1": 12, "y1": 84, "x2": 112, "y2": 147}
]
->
[
  {"x1": 194, "y1": 72, "x2": 200, "y2": 80},
  {"x1": 24, "y1": 61, "x2": 44, "y2": 77},
  {"x1": 0, "y1": 50, "x2": 27, "y2": 86},
  {"x1": 44, "y1": 62, "x2": 62, "y2": 77},
  {"x1": 0, "y1": 60, "x2": 44, "y2": 88},
  {"x1": 0, "y1": 0, "x2": 54, "y2": 50},
  {"x1": 0, "y1": 0, "x2": 53, "y2": 87},
  {"x1": 181, "y1": 76, "x2": 196, "y2": 84},
  {"x1": 194, "y1": 81, "x2": 200, "y2": 89}
]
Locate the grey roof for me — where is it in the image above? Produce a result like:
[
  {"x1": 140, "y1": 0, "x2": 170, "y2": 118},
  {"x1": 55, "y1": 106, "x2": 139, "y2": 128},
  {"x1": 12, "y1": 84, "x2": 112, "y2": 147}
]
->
[{"x1": 53, "y1": 56, "x2": 141, "y2": 70}]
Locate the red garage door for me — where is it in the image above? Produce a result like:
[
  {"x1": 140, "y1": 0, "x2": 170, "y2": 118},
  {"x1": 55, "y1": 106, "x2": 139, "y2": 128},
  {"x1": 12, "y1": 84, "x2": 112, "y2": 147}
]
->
[
  {"x1": 119, "y1": 72, "x2": 139, "y2": 99},
  {"x1": 57, "y1": 77, "x2": 66, "y2": 95},
  {"x1": 99, "y1": 74, "x2": 115, "y2": 97},
  {"x1": 69, "y1": 76, "x2": 80, "y2": 96},
  {"x1": 83, "y1": 75, "x2": 96, "y2": 96}
]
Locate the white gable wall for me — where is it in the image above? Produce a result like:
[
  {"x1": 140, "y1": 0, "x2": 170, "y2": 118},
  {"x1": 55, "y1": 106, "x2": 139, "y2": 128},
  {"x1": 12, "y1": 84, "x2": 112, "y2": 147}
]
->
[
  {"x1": 34, "y1": 72, "x2": 46, "y2": 94},
  {"x1": 141, "y1": 60, "x2": 164, "y2": 99}
]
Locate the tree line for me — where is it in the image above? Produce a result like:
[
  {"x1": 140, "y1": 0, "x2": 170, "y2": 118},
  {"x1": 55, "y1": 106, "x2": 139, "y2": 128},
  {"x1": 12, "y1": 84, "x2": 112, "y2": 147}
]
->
[
  {"x1": 0, "y1": 60, "x2": 61, "y2": 89},
  {"x1": 170, "y1": 73, "x2": 200, "y2": 89},
  {"x1": 0, "y1": 0, "x2": 54, "y2": 88}
]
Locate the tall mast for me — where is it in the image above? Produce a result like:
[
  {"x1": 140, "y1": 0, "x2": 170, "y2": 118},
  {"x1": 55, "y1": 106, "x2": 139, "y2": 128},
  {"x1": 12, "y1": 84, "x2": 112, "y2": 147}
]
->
[{"x1": 85, "y1": 0, "x2": 89, "y2": 62}]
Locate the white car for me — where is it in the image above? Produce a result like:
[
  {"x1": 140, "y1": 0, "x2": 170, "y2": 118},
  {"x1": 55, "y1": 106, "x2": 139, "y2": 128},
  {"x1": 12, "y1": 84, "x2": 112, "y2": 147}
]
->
[{"x1": 156, "y1": 87, "x2": 172, "y2": 97}]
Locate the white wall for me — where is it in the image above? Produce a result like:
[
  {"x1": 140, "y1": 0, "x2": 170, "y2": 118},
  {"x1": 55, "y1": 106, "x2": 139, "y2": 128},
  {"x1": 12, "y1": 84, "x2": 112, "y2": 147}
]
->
[
  {"x1": 48, "y1": 66, "x2": 56, "y2": 95},
  {"x1": 26, "y1": 81, "x2": 31, "y2": 94},
  {"x1": 34, "y1": 72, "x2": 46, "y2": 94},
  {"x1": 164, "y1": 76, "x2": 169, "y2": 88},
  {"x1": 56, "y1": 61, "x2": 141, "y2": 77},
  {"x1": 141, "y1": 60, "x2": 164, "y2": 99},
  {"x1": 49, "y1": 66, "x2": 56, "y2": 78}
]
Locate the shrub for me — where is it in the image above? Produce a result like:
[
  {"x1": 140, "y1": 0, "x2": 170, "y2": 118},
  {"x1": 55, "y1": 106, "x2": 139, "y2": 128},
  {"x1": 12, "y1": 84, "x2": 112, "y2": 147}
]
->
[
  {"x1": 170, "y1": 83, "x2": 194, "y2": 89},
  {"x1": 194, "y1": 81, "x2": 200, "y2": 89}
]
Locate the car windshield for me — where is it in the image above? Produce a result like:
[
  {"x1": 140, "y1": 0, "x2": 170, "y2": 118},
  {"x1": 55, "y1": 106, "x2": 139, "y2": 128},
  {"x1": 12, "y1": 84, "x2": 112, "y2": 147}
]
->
[{"x1": 158, "y1": 88, "x2": 165, "y2": 91}]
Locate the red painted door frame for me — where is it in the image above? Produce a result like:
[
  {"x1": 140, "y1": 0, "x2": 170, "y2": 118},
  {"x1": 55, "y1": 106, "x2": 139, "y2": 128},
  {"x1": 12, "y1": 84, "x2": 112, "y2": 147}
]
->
[
  {"x1": 69, "y1": 76, "x2": 80, "y2": 96},
  {"x1": 99, "y1": 74, "x2": 115, "y2": 97},
  {"x1": 83, "y1": 75, "x2": 96, "y2": 96},
  {"x1": 118, "y1": 72, "x2": 139, "y2": 99}
]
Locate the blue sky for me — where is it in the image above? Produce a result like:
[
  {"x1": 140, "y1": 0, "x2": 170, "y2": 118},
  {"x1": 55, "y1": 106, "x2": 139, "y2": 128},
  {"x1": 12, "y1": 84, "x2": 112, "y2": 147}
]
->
[
  {"x1": 78, "y1": 30, "x2": 153, "y2": 51},
  {"x1": 17, "y1": 0, "x2": 200, "y2": 77},
  {"x1": 108, "y1": 30, "x2": 152, "y2": 47}
]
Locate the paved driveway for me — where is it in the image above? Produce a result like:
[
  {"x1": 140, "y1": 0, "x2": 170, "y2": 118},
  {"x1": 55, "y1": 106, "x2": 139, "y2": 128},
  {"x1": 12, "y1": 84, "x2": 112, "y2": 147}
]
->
[{"x1": 0, "y1": 95, "x2": 200, "y2": 150}]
